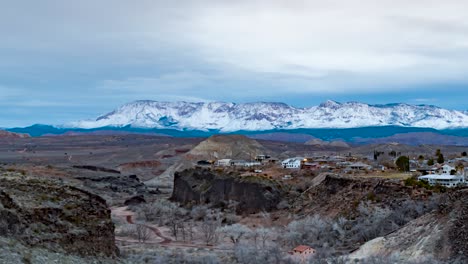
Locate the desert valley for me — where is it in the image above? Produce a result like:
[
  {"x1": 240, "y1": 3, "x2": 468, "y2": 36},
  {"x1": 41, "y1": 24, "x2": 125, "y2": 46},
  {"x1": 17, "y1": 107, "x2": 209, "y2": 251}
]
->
[{"x1": 1, "y1": 128, "x2": 467, "y2": 263}]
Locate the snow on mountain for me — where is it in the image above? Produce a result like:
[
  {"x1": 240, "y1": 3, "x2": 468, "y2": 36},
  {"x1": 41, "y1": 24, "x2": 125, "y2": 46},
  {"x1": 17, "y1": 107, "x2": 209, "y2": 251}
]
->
[{"x1": 68, "y1": 100, "x2": 468, "y2": 131}]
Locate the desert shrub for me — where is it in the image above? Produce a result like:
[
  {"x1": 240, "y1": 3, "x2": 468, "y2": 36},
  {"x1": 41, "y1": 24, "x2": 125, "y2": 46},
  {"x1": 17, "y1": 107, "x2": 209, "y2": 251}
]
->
[
  {"x1": 115, "y1": 224, "x2": 136, "y2": 237},
  {"x1": 191, "y1": 204, "x2": 210, "y2": 220},
  {"x1": 218, "y1": 223, "x2": 252, "y2": 245},
  {"x1": 283, "y1": 215, "x2": 347, "y2": 249},
  {"x1": 234, "y1": 243, "x2": 289, "y2": 264}
]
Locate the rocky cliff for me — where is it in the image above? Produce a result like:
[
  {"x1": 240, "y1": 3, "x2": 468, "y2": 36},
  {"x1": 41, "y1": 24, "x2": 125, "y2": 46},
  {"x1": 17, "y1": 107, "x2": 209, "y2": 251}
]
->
[
  {"x1": 297, "y1": 175, "x2": 436, "y2": 217},
  {"x1": 0, "y1": 175, "x2": 118, "y2": 257},
  {"x1": 171, "y1": 168, "x2": 283, "y2": 214},
  {"x1": 350, "y1": 189, "x2": 468, "y2": 261}
]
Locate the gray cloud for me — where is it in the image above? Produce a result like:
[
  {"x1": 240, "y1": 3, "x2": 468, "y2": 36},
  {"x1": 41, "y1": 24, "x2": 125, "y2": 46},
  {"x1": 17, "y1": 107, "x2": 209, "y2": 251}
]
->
[{"x1": 1, "y1": 0, "x2": 468, "y2": 126}]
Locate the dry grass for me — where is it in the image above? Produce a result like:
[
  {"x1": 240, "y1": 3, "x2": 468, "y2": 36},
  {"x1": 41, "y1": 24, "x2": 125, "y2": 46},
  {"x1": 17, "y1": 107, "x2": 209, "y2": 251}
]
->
[{"x1": 357, "y1": 172, "x2": 412, "y2": 180}]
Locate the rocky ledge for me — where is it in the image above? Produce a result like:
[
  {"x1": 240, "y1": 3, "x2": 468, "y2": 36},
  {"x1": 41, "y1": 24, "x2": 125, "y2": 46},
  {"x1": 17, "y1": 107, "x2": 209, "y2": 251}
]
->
[
  {"x1": 171, "y1": 168, "x2": 283, "y2": 214},
  {"x1": 0, "y1": 175, "x2": 118, "y2": 257}
]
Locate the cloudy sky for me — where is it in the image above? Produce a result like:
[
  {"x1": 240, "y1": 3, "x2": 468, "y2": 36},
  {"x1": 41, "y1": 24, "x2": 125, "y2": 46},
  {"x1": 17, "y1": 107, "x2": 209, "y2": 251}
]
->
[{"x1": 1, "y1": 0, "x2": 468, "y2": 127}]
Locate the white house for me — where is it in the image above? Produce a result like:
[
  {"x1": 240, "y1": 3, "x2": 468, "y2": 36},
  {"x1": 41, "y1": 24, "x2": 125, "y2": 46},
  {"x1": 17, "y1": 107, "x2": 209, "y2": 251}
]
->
[
  {"x1": 441, "y1": 164, "x2": 456, "y2": 174},
  {"x1": 216, "y1": 159, "x2": 232, "y2": 166},
  {"x1": 345, "y1": 162, "x2": 373, "y2": 172},
  {"x1": 282, "y1": 157, "x2": 305, "y2": 169},
  {"x1": 418, "y1": 174, "x2": 466, "y2": 188}
]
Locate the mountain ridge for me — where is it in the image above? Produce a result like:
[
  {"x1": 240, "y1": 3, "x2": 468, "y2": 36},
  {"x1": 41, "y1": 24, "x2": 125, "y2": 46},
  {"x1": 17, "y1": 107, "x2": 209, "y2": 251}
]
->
[{"x1": 68, "y1": 100, "x2": 468, "y2": 131}]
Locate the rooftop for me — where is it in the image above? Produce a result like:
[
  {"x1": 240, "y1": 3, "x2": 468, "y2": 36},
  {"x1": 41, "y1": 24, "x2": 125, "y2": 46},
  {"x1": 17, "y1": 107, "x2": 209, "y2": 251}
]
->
[
  {"x1": 293, "y1": 245, "x2": 313, "y2": 253},
  {"x1": 419, "y1": 174, "x2": 463, "y2": 180}
]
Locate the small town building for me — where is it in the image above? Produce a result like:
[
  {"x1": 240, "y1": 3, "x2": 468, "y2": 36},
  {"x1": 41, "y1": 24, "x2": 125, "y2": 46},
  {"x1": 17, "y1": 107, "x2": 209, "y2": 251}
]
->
[
  {"x1": 345, "y1": 162, "x2": 373, "y2": 171},
  {"x1": 418, "y1": 174, "x2": 466, "y2": 188},
  {"x1": 230, "y1": 160, "x2": 247, "y2": 166},
  {"x1": 216, "y1": 159, "x2": 232, "y2": 166},
  {"x1": 289, "y1": 245, "x2": 316, "y2": 263},
  {"x1": 441, "y1": 164, "x2": 456, "y2": 174},
  {"x1": 302, "y1": 162, "x2": 320, "y2": 170},
  {"x1": 415, "y1": 167, "x2": 437, "y2": 175},
  {"x1": 244, "y1": 161, "x2": 261, "y2": 167},
  {"x1": 282, "y1": 157, "x2": 305, "y2": 169},
  {"x1": 255, "y1": 154, "x2": 270, "y2": 162}
]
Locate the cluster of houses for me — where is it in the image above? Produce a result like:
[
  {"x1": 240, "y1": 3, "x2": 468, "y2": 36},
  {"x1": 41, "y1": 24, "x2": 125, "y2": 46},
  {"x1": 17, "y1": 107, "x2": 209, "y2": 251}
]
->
[
  {"x1": 197, "y1": 151, "x2": 468, "y2": 188},
  {"x1": 201, "y1": 153, "x2": 376, "y2": 173},
  {"x1": 281, "y1": 156, "x2": 374, "y2": 173},
  {"x1": 197, "y1": 155, "x2": 276, "y2": 168}
]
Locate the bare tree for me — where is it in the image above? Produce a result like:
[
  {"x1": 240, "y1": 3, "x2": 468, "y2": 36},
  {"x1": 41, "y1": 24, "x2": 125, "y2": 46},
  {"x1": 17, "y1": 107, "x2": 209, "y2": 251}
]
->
[
  {"x1": 218, "y1": 223, "x2": 252, "y2": 245},
  {"x1": 254, "y1": 227, "x2": 273, "y2": 250},
  {"x1": 135, "y1": 224, "x2": 151, "y2": 243},
  {"x1": 201, "y1": 216, "x2": 220, "y2": 245}
]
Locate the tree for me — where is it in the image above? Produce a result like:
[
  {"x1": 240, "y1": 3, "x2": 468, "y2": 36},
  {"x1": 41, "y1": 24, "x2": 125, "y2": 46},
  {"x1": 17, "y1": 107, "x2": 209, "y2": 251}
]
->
[
  {"x1": 427, "y1": 158, "x2": 434, "y2": 166},
  {"x1": 200, "y1": 213, "x2": 221, "y2": 245},
  {"x1": 462, "y1": 151, "x2": 467, "y2": 157},
  {"x1": 135, "y1": 224, "x2": 151, "y2": 243},
  {"x1": 218, "y1": 223, "x2": 252, "y2": 245},
  {"x1": 437, "y1": 154, "x2": 444, "y2": 164},
  {"x1": 435, "y1": 149, "x2": 441, "y2": 156},
  {"x1": 252, "y1": 227, "x2": 273, "y2": 250},
  {"x1": 395, "y1": 156, "x2": 410, "y2": 172}
]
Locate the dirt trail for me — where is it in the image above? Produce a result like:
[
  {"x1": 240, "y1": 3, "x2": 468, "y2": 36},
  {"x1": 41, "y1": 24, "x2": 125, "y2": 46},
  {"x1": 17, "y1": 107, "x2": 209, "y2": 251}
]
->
[
  {"x1": 125, "y1": 214, "x2": 172, "y2": 244},
  {"x1": 112, "y1": 206, "x2": 228, "y2": 250}
]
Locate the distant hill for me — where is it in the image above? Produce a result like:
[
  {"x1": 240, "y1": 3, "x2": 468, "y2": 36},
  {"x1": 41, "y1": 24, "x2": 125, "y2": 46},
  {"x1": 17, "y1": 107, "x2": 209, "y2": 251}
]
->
[
  {"x1": 7, "y1": 125, "x2": 468, "y2": 146},
  {"x1": 0, "y1": 130, "x2": 30, "y2": 139},
  {"x1": 305, "y1": 138, "x2": 350, "y2": 149},
  {"x1": 187, "y1": 134, "x2": 268, "y2": 160}
]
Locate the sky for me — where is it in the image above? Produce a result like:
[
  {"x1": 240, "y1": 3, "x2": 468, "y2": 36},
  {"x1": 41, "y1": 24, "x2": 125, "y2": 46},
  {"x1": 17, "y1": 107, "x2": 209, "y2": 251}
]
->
[{"x1": 1, "y1": 0, "x2": 468, "y2": 127}]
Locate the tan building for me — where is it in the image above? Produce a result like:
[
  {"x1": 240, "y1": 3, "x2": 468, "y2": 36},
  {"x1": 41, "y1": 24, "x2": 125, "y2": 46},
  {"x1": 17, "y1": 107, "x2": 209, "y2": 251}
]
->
[{"x1": 290, "y1": 245, "x2": 316, "y2": 263}]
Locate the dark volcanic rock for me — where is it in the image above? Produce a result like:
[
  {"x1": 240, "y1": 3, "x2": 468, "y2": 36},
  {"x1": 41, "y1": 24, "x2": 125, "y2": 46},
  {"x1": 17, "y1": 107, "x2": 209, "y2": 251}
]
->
[
  {"x1": 124, "y1": 194, "x2": 146, "y2": 206},
  {"x1": 0, "y1": 176, "x2": 118, "y2": 257},
  {"x1": 73, "y1": 165, "x2": 121, "y2": 174},
  {"x1": 75, "y1": 174, "x2": 147, "y2": 194},
  {"x1": 171, "y1": 168, "x2": 283, "y2": 214}
]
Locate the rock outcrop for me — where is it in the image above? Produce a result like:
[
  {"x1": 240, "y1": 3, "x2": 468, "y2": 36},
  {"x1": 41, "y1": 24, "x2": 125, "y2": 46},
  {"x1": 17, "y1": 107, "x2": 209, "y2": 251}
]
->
[
  {"x1": 171, "y1": 168, "x2": 283, "y2": 214},
  {"x1": 0, "y1": 175, "x2": 119, "y2": 257},
  {"x1": 147, "y1": 134, "x2": 269, "y2": 191},
  {"x1": 75, "y1": 174, "x2": 147, "y2": 195},
  {"x1": 350, "y1": 189, "x2": 468, "y2": 261}
]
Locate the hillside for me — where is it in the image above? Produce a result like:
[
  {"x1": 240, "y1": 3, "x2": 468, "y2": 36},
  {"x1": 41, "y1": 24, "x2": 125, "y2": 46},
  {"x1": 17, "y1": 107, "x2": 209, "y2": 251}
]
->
[
  {"x1": 350, "y1": 190, "x2": 468, "y2": 261},
  {"x1": 0, "y1": 130, "x2": 30, "y2": 139}
]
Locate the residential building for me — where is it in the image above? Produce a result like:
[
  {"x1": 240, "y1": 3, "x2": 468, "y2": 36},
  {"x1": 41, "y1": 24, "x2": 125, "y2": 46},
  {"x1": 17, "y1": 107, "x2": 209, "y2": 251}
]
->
[
  {"x1": 282, "y1": 157, "x2": 305, "y2": 169},
  {"x1": 289, "y1": 245, "x2": 316, "y2": 263},
  {"x1": 345, "y1": 162, "x2": 373, "y2": 171},
  {"x1": 216, "y1": 159, "x2": 232, "y2": 166},
  {"x1": 442, "y1": 164, "x2": 456, "y2": 174},
  {"x1": 418, "y1": 174, "x2": 466, "y2": 188}
]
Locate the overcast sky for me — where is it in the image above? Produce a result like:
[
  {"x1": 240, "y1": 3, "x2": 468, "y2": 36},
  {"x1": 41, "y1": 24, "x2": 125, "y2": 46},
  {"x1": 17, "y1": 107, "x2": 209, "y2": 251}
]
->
[{"x1": 1, "y1": 0, "x2": 468, "y2": 127}]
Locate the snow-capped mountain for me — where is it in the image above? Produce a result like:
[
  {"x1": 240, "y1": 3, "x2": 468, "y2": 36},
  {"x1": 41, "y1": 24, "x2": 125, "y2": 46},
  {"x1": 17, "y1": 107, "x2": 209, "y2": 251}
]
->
[{"x1": 68, "y1": 100, "x2": 468, "y2": 131}]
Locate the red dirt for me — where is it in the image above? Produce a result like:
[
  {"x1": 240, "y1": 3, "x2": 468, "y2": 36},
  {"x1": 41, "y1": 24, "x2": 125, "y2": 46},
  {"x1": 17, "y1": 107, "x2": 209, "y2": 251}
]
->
[{"x1": 125, "y1": 215, "x2": 172, "y2": 244}]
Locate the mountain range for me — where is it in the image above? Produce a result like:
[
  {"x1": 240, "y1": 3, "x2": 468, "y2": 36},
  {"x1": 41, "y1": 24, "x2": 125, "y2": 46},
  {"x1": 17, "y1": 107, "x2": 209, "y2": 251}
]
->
[{"x1": 69, "y1": 100, "x2": 468, "y2": 131}]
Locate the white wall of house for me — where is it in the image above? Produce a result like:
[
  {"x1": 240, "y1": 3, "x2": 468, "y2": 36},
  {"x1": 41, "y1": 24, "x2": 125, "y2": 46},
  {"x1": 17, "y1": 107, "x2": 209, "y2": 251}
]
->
[{"x1": 282, "y1": 158, "x2": 304, "y2": 169}]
